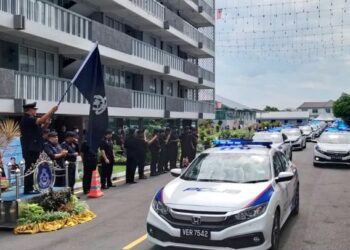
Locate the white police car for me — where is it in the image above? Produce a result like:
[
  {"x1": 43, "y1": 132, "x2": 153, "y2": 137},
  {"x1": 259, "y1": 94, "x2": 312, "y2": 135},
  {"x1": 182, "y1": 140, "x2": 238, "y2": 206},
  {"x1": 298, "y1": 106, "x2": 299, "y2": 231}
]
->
[
  {"x1": 252, "y1": 131, "x2": 293, "y2": 160},
  {"x1": 147, "y1": 140, "x2": 299, "y2": 250},
  {"x1": 313, "y1": 131, "x2": 350, "y2": 167},
  {"x1": 299, "y1": 125, "x2": 315, "y2": 141},
  {"x1": 281, "y1": 128, "x2": 306, "y2": 150}
]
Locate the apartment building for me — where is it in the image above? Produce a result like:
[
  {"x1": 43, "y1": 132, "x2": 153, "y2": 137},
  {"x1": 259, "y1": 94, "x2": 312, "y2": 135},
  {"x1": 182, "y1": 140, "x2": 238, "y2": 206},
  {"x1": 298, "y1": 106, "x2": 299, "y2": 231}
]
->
[
  {"x1": 297, "y1": 101, "x2": 334, "y2": 119},
  {"x1": 0, "y1": 0, "x2": 215, "y2": 130}
]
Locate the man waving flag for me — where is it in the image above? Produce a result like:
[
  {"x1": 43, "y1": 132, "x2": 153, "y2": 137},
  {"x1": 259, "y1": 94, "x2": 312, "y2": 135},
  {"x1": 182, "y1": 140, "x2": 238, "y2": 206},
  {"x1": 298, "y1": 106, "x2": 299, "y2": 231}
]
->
[{"x1": 70, "y1": 44, "x2": 108, "y2": 153}]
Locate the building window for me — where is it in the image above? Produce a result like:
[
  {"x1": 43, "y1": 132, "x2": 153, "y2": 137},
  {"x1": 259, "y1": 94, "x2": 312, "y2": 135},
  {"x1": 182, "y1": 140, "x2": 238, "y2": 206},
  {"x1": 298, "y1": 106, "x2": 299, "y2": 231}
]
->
[
  {"x1": 166, "y1": 45, "x2": 173, "y2": 54},
  {"x1": 151, "y1": 37, "x2": 157, "y2": 47},
  {"x1": 149, "y1": 79, "x2": 157, "y2": 93},
  {"x1": 104, "y1": 66, "x2": 127, "y2": 88},
  {"x1": 312, "y1": 109, "x2": 318, "y2": 114},
  {"x1": 105, "y1": 16, "x2": 124, "y2": 32},
  {"x1": 326, "y1": 108, "x2": 331, "y2": 113},
  {"x1": 301, "y1": 108, "x2": 307, "y2": 112},
  {"x1": 166, "y1": 82, "x2": 173, "y2": 96},
  {"x1": 19, "y1": 46, "x2": 55, "y2": 76}
]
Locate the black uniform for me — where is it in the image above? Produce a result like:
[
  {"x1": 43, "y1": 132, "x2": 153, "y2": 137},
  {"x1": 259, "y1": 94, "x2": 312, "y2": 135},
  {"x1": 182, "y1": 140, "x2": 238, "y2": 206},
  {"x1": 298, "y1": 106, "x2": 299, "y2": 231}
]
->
[
  {"x1": 159, "y1": 134, "x2": 168, "y2": 173},
  {"x1": 81, "y1": 141, "x2": 97, "y2": 194},
  {"x1": 180, "y1": 130, "x2": 194, "y2": 167},
  {"x1": 134, "y1": 136, "x2": 147, "y2": 179},
  {"x1": 149, "y1": 137, "x2": 161, "y2": 176},
  {"x1": 189, "y1": 132, "x2": 198, "y2": 162},
  {"x1": 61, "y1": 141, "x2": 77, "y2": 191},
  {"x1": 168, "y1": 132, "x2": 179, "y2": 169},
  {"x1": 99, "y1": 138, "x2": 115, "y2": 188},
  {"x1": 44, "y1": 142, "x2": 65, "y2": 187},
  {"x1": 20, "y1": 114, "x2": 43, "y2": 193},
  {"x1": 124, "y1": 134, "x2": 138, "y2": 183}
]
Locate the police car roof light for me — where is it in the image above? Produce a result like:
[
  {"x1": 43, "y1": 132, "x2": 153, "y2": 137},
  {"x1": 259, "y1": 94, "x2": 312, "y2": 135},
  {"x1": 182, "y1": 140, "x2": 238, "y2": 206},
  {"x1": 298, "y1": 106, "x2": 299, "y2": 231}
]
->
[{"x1": 213, "y1": 139, "x2": 272, "y2": 148}]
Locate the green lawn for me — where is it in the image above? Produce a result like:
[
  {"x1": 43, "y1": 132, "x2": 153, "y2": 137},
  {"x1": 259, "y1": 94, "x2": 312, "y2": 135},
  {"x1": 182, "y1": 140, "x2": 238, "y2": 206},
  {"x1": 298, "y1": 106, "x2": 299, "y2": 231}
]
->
[{"x1": 113, "y1": 165, "x2": 126, "y2": 174}]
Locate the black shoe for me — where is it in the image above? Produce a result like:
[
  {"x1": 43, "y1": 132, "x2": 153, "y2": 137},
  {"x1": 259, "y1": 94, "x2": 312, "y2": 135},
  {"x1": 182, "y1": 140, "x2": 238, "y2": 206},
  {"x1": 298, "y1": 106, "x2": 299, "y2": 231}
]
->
[
  {"x1": 139, "y1": 176, "x2": 148, "y2": 180},
  {"x1": 108, "y1": 184, "x2": 117, "y2": 188},
  {"x1": 128, "y1": 181, "x2": 137, "y2": 184},
  {"x1": 150, "y1": 173, "x2": 157, "y2": 177},
  {"x1": 24, "y1": 190, "x2": 40, "y2": 195},
  {"x1": 101, "y1": 186, "x2": 109, "y2": 189}
]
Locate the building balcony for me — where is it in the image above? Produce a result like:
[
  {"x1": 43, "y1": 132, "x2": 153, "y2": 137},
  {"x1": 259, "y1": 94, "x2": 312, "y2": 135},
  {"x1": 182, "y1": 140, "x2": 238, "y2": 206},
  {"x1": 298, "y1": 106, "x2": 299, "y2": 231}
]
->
[
  {"x1": 0, "y1": 69, "x2": 215, "y2": 119},
  {"x1": 83, "y1": 0, "x2": 215, "y2": 57},
  {"x1": 162, "y1": 0, "x2": 215, "y2": 27},
  {"x1": 0, "y1": 0, "x2": 215, "y2": 87}
]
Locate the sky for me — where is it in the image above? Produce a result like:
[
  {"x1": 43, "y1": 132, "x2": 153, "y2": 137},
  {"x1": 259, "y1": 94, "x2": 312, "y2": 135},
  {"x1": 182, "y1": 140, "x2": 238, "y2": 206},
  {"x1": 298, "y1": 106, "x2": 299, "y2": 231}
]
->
[{"x1": 215, "y1": 0, "x2": 350, "y2": 110}]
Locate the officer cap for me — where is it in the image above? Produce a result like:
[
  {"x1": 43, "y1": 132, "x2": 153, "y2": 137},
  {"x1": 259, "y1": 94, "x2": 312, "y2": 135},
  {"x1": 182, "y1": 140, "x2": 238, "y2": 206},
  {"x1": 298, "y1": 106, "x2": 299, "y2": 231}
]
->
[
  {"x1": 23, "y1": 102, "x2": 38, "y2": 110},
  {"x1": 47, "y1": 131, "x2": 58, "y2": 138},
  {"x1": 65, "y1": 131, "x2": 76, "y2": 138}
]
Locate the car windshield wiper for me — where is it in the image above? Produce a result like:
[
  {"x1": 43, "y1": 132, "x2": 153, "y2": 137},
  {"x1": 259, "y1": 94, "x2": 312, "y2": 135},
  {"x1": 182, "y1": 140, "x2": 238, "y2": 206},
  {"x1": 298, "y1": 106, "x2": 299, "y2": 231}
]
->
[{"x1": 243, "y1": 179, "x2": 269, "y2": 183}]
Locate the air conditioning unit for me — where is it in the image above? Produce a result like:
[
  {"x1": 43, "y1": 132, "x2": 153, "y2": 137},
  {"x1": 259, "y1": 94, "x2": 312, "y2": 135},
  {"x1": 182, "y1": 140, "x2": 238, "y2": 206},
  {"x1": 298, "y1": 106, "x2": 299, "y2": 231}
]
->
[
  {"x1": 164, "y1": 66, "x2": 170, "y2": 74},
  {"x1": 198, "y1": 42, "x2": 203, "y2": 49},
  {"x1": 199, "y1": 113, "x2": 204, "y2": 119},
  {"x1": 14, "y1": 15, "x2": 25, "y2": 30},
  {"x1": 198, "y1": 77, "x2": 204, "y2": 84},
  {"x1": 14, "y1": 99, "x2": 25, "y2": 113},
  {"x1": 198, "y1": 6, "x2": 203, "y2": 13},
  {"x1": 163, "y1": 21, "x2": 170, "y2": 30},
  {"x1": 164, "y1": 110, "x2": 170, "y2": 118}
]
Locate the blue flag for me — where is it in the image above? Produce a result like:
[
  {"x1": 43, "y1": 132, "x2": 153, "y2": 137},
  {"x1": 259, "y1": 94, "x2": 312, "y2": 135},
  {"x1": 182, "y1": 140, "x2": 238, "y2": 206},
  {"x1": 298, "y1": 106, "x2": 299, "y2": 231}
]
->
[{"x1": 72, "y1": 44, "x2": 108, "y2": 153}]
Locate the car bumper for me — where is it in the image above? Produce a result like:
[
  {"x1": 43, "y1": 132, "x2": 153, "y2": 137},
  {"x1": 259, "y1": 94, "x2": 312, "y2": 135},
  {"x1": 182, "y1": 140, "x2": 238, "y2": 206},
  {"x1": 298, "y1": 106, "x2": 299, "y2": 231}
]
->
[
  {"x1": 146, "y1": 207, "x2": 273, "y2": 250},
  {"x1": 313, "y1": 151, "x2": 350, "y2": 165}
]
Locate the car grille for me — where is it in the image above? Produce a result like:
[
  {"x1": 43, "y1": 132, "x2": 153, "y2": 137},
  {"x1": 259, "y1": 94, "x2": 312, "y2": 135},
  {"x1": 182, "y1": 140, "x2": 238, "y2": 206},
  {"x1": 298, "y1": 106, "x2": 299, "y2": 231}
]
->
[
  {"x1": 324, "y1": 151, "x2": 349, "y2": 159},
  {"x1": 161, "y1": 209, "x2": 242, "y2": 231}
]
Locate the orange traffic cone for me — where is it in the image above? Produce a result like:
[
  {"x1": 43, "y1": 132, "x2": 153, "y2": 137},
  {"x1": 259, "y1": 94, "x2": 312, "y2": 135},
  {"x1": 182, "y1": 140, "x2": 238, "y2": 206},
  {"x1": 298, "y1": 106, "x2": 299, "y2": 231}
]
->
[{"x1": 88, "y1": 170, "x2": 104, "y2": 198}]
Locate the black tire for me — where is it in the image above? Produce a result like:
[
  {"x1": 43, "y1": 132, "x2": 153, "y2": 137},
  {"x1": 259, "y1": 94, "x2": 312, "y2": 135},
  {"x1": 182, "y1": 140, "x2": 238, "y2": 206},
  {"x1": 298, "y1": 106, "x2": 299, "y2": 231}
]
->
[
  {"x1": 270, "y1": 210, "x2": 281, "y2": 250},
  {"x1": 292, "y1": 184, "x2": 299, "y2": 216}
]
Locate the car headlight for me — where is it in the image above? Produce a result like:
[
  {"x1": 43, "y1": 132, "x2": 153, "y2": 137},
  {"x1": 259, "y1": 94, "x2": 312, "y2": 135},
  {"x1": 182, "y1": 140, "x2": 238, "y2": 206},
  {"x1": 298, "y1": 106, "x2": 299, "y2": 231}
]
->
[
  {"x1": 234, "y1": 203, "x2": 268, "y2": 222},
  {"x1": 152, "y1": 188, "x2": 169, "y2": 215}
]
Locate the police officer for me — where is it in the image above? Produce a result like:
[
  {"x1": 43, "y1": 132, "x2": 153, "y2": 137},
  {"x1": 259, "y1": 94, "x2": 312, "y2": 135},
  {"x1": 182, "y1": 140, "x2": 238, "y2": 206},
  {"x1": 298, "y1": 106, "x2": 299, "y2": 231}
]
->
[
  {"x1": 149, "y1": 129, "x2": 160, "y2": 176},
  {"x1": 81, "y1": 140, "x2": 97, "y2": 194},
  {"x1": 124, "y1": 129, "x2": 138, "y2": 184},
  {"x1": 44, "y1": 131, "x2": 68, "y2": 187},
  {"x1": 99, "y1": 129, "x2": 116, "y2": 189},
  {"x1": 135, "y1": 129, "x2": 147, "y2": 179},
  {"x1": 61, "y1": 131, "x2": 78, "y2": 193},
  {"x1": 189, "y1": 127, "x2": 198, "y2": 162},
  {"x1": 167, "y1": 128, "x2": 180, "y2": 170},
  {"x1": 180, "y1": 127, "x2": 194, "y2": 168},
  {"x1": 158, "y1": 129, "x2": 168, "y2": 174},
  {"x1": 20, "y1": 102, "x2": 58, "y2": 194}
]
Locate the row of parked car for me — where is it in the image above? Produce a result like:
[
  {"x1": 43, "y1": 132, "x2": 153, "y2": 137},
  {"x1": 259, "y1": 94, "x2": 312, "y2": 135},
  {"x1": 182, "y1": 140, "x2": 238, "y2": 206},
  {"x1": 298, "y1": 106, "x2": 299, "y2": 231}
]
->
[{"x1": 252, "y1": 122, "x2": 328, "y2": 161}]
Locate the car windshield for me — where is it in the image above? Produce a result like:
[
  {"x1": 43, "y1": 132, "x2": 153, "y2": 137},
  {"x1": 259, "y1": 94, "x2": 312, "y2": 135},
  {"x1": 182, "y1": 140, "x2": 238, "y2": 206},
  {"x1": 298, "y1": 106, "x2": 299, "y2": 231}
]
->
[
  {"x1": 282, "y1": 129, "x2": 301, "y2": 137},
  {"x1": 252, "y1": 133, "x2": 283, "y2": 143},
  {"x1": 181, "y1": 153, "x2": 271, "y2": 183},
  {"x1": 300, "y1": 126, "x2": 312, "y2": 133},
  {"x1": 319, "y1": 134, "x2": 350, "y2": 144}
]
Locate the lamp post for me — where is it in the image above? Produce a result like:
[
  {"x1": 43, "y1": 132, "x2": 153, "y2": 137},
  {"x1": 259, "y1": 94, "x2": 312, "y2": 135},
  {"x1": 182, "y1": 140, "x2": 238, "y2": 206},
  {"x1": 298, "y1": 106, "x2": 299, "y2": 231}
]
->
[{"x1": 64, "y1": 161, "x2": 69, "y2": 191}]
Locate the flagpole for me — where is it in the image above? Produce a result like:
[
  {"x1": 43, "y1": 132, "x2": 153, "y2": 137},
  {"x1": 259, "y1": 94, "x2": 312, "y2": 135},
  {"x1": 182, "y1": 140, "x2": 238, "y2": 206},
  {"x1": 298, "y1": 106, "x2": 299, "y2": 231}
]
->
[{"x1": 57, "y1": 42, "x2": 99, "y2": 106}]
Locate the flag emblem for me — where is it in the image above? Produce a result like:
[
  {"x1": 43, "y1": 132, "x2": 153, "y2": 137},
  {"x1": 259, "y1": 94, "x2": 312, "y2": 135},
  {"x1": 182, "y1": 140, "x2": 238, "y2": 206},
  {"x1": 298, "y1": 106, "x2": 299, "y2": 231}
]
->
[{"x1": 92, "y1": 95, "x2": 107, "y2": 115}]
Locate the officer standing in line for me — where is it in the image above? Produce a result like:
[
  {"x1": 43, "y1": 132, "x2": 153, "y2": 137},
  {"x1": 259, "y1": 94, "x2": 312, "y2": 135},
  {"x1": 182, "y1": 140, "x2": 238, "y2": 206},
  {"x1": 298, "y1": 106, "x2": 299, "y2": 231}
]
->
[
  {"x1": 149, "y1": 129, "x2": 160, "y2": 176},
  {"x1": 20, "y1": 102, "x2": 58, "y2": 194},
  {"x1": 189, "y1": 127, "x2": 198, "y2": 162},
  {"x1": 135, "y1": 129, "x2": 147, "y2": 179},
  {"x1": 180, "y1": 127, "x2": 194, "y2": 167},
  {"x1": 158, "y1": 129, "x2": 168, "y2": 174},
  {"x1": 81, "y1": 140, "x2": 97, "y2": 194},
  {"x1": 44, "y1": 132, "x2": 68, "y2": 187},
  {"x1": 61, "y1": 131, "x2": 78, "y2": 193},
  {"x1": 168, "y1": 128, "x2": 180, "y2": 170},
  {"x1": 99, "y1": 129, "x2": 116, "y2": 189},
  {"x1": 124, "y1": 129, "x2": 138, "y2": 184}
]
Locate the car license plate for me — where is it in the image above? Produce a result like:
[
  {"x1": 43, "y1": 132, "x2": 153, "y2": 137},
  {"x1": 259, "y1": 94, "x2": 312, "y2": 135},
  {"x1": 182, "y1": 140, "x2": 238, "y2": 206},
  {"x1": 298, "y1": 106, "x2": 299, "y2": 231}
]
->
[
  {"x1": 331, "y1": 156, "x2": 342, "y2": 160},
  {"x1": 180, "y1": 228, "x2": 211, "y2": 240}
]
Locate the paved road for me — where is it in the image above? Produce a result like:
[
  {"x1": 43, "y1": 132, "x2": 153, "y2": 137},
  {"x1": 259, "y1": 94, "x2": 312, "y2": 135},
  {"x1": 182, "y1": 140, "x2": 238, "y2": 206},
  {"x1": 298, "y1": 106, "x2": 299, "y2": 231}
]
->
[{"x1": 1, "y1": 143, "x2": 350, "y2": 250}]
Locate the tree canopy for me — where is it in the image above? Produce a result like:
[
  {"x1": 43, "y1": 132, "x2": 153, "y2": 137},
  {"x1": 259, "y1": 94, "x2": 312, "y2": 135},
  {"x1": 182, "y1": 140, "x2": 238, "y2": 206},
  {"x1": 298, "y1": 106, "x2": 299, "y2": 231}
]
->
[
  {"x1": 333, "y1": 93, "x2": 350, "y2": 125},
  {"x1": 263, "y1": 106, "x2": 279, "y2": 112}
]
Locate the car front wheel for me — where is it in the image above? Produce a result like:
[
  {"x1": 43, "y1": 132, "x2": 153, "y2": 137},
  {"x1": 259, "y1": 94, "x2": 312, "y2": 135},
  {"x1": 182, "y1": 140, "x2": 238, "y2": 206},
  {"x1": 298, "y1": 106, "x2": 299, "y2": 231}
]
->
[
  {"x1": 292, "y1": 184, "x2": 299, "y2": 215},
  {"x1": 270, "y1": 210, "x2": 280, "y2": 250}
]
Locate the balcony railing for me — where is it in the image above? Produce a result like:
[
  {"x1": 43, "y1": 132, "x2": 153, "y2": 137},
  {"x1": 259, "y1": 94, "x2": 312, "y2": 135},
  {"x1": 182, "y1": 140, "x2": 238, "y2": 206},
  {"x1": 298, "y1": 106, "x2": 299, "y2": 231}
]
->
[
  {"x1": 199, "y1": 68, "x2": 215, "y2": 83},
  {"x1": 132, "y1": 91, "x2": 165, "y2": 110},
  {"x1": 0, "y1": 0, "x2": 92, "y2": 39},
  {"x1": 15, "y1": 72, "x2": 86, "y2": 104},
  {"x1": 129, "y1": 0, "x2": 165, "y2": 21},
  {"x1": 190, "y1": 0, "x2": 215, "y2": 19},
  {"x1": 132, "y1": 39, "x2": 183, "y2": 73},
  {"x1": 185, "y1": 99, "x2": 214, "y2": 113}
]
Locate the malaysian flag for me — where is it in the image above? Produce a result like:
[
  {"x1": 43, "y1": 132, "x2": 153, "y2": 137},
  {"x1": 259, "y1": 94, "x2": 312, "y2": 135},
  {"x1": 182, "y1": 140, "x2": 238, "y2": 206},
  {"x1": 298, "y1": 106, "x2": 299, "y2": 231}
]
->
[{"x1": 216, "y1": 9, "x2": 223, "y2": 20}]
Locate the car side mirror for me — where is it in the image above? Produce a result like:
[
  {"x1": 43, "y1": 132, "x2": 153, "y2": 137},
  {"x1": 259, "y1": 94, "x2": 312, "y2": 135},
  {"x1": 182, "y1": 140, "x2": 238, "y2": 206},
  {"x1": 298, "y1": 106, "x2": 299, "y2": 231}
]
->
[
  {"x1": 311, "y1": 139, "x2": 318, "y2": 143},
  {"x1": 170, "y1": 169, "x2": 182, "y2": 177},
  {"x1": 275, "y1": 172, "x2": 294, "y2": 183}
]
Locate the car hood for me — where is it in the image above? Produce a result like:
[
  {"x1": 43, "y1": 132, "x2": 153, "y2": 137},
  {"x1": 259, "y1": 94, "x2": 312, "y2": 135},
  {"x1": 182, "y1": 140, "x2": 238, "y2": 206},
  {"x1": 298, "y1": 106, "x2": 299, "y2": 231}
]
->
[
  {"x1": 317, "y1": 143, "x2": 350, "y2": 153},
  {"x1": 162, "y1": 179, "x2": 273, "y2": 212}
]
